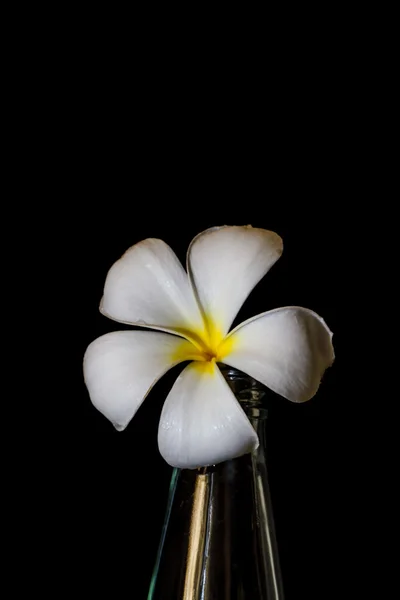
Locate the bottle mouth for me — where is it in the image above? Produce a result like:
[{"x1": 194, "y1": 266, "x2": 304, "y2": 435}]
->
[{"x1": 218, "y1": 364, "x2": 269, "y2": 416}]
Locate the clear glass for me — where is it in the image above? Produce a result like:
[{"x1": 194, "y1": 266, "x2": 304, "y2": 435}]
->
[{"x1": 148, "y1": 366, "x2": 285, "y2": 599}]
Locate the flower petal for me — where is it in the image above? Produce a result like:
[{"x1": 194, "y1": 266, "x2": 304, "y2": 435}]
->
[
  {"x1": 222, "y1": 307, "x2": 334, "y2": 403},
  {"x1": 187, "y1": 226, "x2": 283, "y2": 339},
  {"x1": 83, "y1": 331, "x2": 196, "y2": 430},
  {"x1": 158, "y1": 361, "x2": 259, "y2": 469},
  {"x1": 100, "y1": 239, "x2": 204, "y2": 341}
]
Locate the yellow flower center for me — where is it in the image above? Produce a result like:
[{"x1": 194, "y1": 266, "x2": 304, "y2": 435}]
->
[{"x1": 172, "y1": 316, "x2": 236, "y2": 365}]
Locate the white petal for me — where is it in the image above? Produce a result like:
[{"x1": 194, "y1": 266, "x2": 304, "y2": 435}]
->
[
  {"x1": 83, "y1": 331, "x2": 196, "y2": 430},
  {"x1": 100, "y1": 238, "x2": 204, "y2": 338},
  {"x1": 158, "y1": 361, "x2": 259, "y2": 469},
  {"x1": 187, "y1": 226, "x2": 283, "y2": 338},
  {"x1": 223, "y1": 307, "x2": 334, "y2": 403}
]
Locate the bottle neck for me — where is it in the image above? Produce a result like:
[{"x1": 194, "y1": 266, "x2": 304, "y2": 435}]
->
[
  {"x1": 149, "y1": 367, "x2": 284, "y2": 599},
  {"x1": 219, "y1": 364, "x2": 269, "y2": 437}
]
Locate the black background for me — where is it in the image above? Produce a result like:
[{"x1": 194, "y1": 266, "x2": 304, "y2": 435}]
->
[{"x1": 39, "y1": 38, "x2": 355, "y2": 599}]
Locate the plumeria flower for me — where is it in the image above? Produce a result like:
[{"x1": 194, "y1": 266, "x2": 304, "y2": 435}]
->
[{"x1": 84, "y1": 226, "x2": 334, "y2": 469}]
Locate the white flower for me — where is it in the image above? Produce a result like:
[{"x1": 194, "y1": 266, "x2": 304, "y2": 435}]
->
[{"x1": 83, "y1": 225, "x2": 334, "y2": 469}]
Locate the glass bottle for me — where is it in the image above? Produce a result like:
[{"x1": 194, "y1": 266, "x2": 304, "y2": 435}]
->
[{"x1": 148, "y1": 365, "x2": 285, "y2": 599}]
